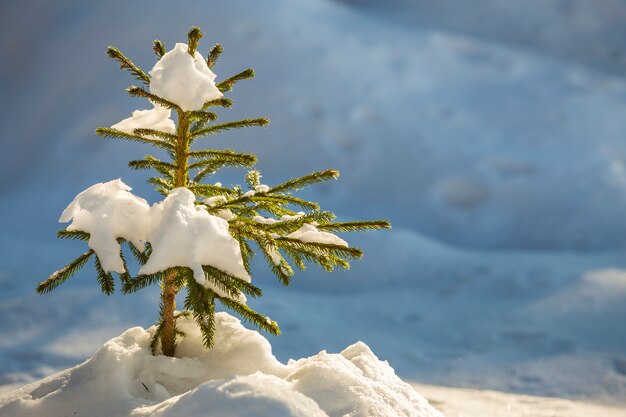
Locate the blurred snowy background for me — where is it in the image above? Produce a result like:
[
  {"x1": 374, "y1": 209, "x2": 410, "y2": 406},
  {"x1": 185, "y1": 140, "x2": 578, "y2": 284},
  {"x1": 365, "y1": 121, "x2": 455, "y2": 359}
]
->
[{"x1": 1, "y1": 0, "x2": 626, "y2": 406}]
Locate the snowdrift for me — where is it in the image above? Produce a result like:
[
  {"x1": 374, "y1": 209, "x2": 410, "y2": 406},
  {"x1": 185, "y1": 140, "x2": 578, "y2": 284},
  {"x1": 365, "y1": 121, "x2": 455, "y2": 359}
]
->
[{"x1": 0, "y1": 313, "x2": 443, "y2": 417}]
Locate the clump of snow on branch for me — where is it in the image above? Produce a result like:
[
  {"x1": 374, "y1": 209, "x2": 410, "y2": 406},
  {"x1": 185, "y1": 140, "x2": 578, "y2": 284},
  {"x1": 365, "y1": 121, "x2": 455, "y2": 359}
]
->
[
  {"x1": 203, "y1": 196, "x2": 227, "y2": 207},
  {"x1": 0, "y1": 313, "x2": 443, "y2": 417},
  {"x1": 111, "y1": 104, "x2": 176, "y2": 135},
  {"x1": 59, "y1": 178, "x2": 348, "y2": 292},
  {"x1": 149, "y1": 43, "x2": 223, "y2": 111},
  {"x1": 60, "y1": 180, "x2": 249, "y2": 294},
  {"x1": 288, "y1": 223, "x2": 348, "y2": 246},
  {"x1": 139, "y1": 187, "x2": 249, "y2": 288},
  {"x1": 253, "y1": 215, "x2": 278, "y2": 225},
  {"x1": 59, "y1": 179, "x2": 150, "y2": 273}
]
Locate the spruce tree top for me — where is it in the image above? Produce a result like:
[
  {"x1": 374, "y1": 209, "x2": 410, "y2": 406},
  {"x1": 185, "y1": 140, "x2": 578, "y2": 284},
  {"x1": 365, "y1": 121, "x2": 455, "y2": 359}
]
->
[{"x1": 37, "y1": 27, "x2": 390, "y2": 356}]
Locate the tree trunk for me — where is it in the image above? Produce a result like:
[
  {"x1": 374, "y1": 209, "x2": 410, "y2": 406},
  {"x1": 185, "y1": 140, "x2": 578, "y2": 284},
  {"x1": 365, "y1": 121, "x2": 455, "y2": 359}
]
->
[
  {"x1": 160, "y1": 268, "x2": 178, "y2": 356},
  {"x1": 159, "y1": 112, "x2": 190, "y2": 357}
]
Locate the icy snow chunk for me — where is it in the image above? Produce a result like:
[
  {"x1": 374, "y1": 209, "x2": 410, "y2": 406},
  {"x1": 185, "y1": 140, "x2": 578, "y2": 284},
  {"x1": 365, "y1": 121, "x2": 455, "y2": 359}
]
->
[
  {"x1": 149, "y1": 43, "x2": 223, "y2": 111},
  {"x1": 139, "y1": 188, "x2": 249, "y2": 287},
  {"x1": 59, "y1": 179, "x2": 150, "y2": 273},
  {"x1": 243, "y1": 190, "x2": 255, "y2": 197},
  {"x1": 111, "y1": 104, "x2": 175, "y2": 136},
  {"x1": 287, "y1": 223, "x2": 348, "y2": 246},
  {"x1": 255, "y1": 184, "x2": 270, "y2": 193}
]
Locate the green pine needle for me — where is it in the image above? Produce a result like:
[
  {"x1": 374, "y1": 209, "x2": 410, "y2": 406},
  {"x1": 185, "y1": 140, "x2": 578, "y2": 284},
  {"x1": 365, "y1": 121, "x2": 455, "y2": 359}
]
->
[
  {"x1": 150, "y1": 319, "x2": 165, "y2": 354},
  {"x1": 94, "y1": 256, "x2": 115, "y2": 295},
  {"x1": 202, "y1": 97, "x2": 232, "y2": 109},
  {"x1": 96, "y1": 127, "x2": 175, "y2": 151},
  {"x1": 153, "y1": 40, "x2": 166, "y2": 59},
  {"x1": 216, "y1": 296, "x2": 280, "y2": 336},
  {"x1": 106, "y1": 46, "x2": 150, "y2": 85},
  {"x1": 245, "y1": 170, "x2": 262, "y2": 189},
  {"x1": 188, "y1": 155, "x2": 256, "y2": 171},
  {"x1": 316, "y1": 220, "x2": 392, "y2": 232},
  {"x1": 129, "y1": 157, "x2": 177, "y2": 172},
  {"x1": 128, "y1": 242, "x2": 150, "y2": 265},
  {"x1": 57, "y1": 230, "x2": 90, "y2": 241},
  {"x1": 217, "y1": 68, "x2": 255, "y2": 92},
  {"x1": 254, "y1": 239, "x2": 293, "y2": 286},
  {"x1": 126, "y1": 86, "x2": 182, "y2": 113},
  {"x1": 122, "y1": 273, "x2": 162, "y2": 294},
  {"x1": 187, "y1": 26, "x2": 203, "y2": 56},
  {"x1": 202, "y1": 265, "x2": 262, "y2": 298},
  {"x1": 188, "y1": 183, "x2": 237, "y2": 198},
  {"x1": 207, "y1": 43, "x2": 223, "y2": 68},
  {"x1": 191, "y1": 118, "x2": 269, "y2": 139},
  {"x1": 132, "y1": 128, "x2": 178, "y2": 143},
  {"x1": 269, "y1": 169, "x2": 340, "y2": 194},
  {"x1": 37, "y1": 250, "x2": 94, "y2": 294},
  {"x1": 253, "y1": 194, "x2": 320, "y2": 211}
]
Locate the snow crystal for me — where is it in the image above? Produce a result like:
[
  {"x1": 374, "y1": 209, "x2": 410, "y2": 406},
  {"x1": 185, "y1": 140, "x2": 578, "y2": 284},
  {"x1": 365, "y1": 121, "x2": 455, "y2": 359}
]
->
[
  {"x1": 149, "y1": 43, "x2": 223, "y2": 111},
  {"x1": 0, "y1": 313, "x2": 443, "y2": 417},
  {"x1": 287, "y1": 223, "x2": 348, "y2": 246},
  {"x1": 59, "y1": 179, "x2": 151, "y2": 273},
  {"x1": 111, "y1": 104, "x2": 176, "y2": 136},
  {"x1": 139, "y1": 188, "x2": 250, "y2": 288}
]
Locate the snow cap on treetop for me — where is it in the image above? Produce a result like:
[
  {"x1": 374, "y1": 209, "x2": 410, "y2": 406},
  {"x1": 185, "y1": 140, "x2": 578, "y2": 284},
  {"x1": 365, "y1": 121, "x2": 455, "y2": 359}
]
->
[{"x1": 149, "y1": 43, "x2": 223, "y2": 111}]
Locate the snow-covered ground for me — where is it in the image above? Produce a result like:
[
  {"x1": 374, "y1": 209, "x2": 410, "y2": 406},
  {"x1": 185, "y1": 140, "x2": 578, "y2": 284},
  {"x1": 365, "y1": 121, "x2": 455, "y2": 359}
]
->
[
  {"x1": 2, "y1": 0, "x2": 626, "y2": 412},
  {"x1": 412, "y1": 383, "x2": 626, "y2": 417},
  {"x1": 0, "y1": 314, "x2": 443, "y2": 417}
]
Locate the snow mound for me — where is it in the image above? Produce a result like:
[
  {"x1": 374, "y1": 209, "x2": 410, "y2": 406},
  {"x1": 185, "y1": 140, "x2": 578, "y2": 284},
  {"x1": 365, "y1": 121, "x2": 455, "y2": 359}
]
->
[
  {"x1": 59, "y1": 179, "x2": 151, "y2": 273},
  {"x1": 149, "y1": 43, "x2": 223, "y2": 111},
  {"x1": 0, "y1": 313, "x2": 442, "y2": 417},
  {"x1": 111, "y1": 104, "x2": 176, "y2": 136}
]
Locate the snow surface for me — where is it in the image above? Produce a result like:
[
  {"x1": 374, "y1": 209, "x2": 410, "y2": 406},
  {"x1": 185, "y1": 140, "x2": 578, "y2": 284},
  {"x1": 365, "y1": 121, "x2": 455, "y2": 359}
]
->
[
  {"x1": 149, "y1": 43, "x2": 223, "y2": 111},
  {"x1": 411, "y1": 383, "x2": 626, "y2": 417},
  {"x1": 110, "y1": 104, "x2": 176, "y2": 136},
  {"x1": 0, "y1": 313, "x2": 443, "y2": 417}
]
